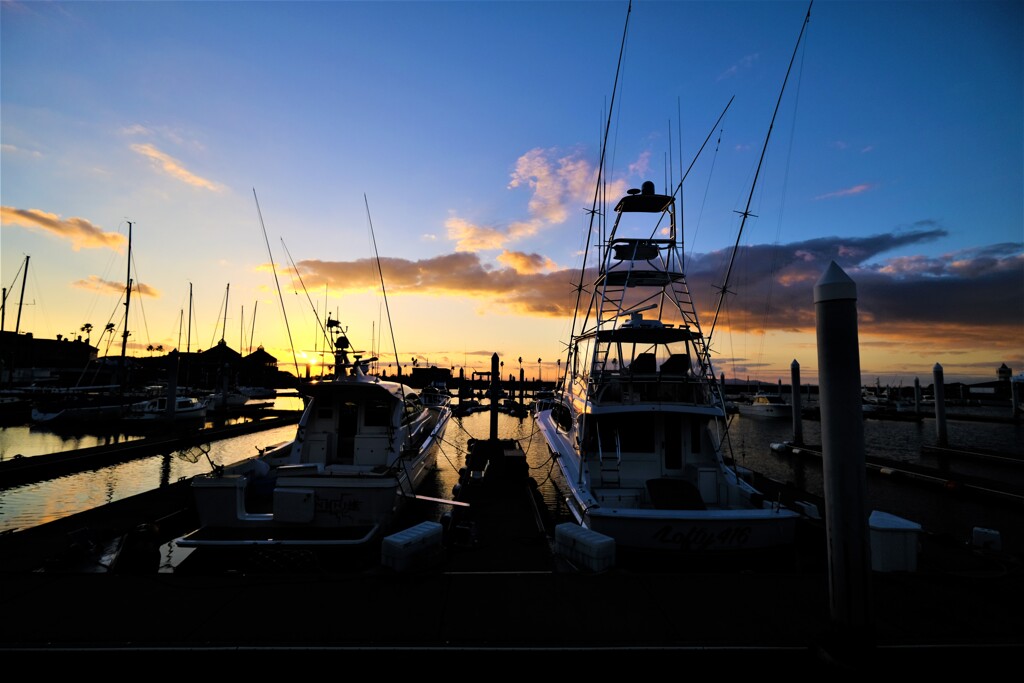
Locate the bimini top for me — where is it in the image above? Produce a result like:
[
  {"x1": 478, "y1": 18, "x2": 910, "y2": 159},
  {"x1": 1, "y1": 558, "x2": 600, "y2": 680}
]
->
[{"x1": 613, "y1": 180, "x2": 674, "y2": 213}]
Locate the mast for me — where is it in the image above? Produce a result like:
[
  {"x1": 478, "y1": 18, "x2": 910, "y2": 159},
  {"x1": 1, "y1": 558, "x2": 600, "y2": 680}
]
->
[
  {"x1": 15, "y1": 254, "x2": 29, "y2": 334},
  {"x1": 249, "y1": 300, "x2": 257, "y2": 355},
  {"x1": 119, "y1": 221, "x2": 133, "y2": 387},
  {"x1": 220, "y1": 283, "x2": 230, "y2": 344},
  {"x1": 185, "y1": 282, "x2": 193, "y2": 388}
]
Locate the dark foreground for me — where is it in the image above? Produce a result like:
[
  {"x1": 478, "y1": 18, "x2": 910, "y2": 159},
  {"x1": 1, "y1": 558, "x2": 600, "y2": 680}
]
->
[{"x1": 1, "y1": 460, "x2": 1022, "y2": 672}]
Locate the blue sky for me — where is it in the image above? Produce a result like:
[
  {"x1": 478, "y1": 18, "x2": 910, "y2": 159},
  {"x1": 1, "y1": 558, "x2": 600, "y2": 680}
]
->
[{"x1": 2, "y1": 0, "x2": 1021, "y2": 386}]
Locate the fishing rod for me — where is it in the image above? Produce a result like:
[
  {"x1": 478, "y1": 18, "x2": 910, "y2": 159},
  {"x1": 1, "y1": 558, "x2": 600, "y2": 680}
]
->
[
  {"x1": 253, "y1": 188, "x2": 300, "y2": 379},
  {"x1": 706, "y1": 0, "x2": 813, "y2": 346},
  {"x1": 364, "y1": 194, "x2": 402, "y2": 383},
  {"x1": 280, "y1": 237, "x2": 331, "y2": 349}
]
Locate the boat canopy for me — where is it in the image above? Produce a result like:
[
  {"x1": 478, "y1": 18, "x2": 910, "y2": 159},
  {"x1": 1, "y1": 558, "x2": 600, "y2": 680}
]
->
[{"x1": 595, "y1": 326, "x2": 697, "y2": 344}]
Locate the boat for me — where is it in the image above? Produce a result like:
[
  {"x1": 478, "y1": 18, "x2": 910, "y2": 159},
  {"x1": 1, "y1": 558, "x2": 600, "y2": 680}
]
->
[
  {"x1": 123, "y1": 395, "x2": 208, "y2": 422},
  {"x1": 204, "y1": 389, "x2": 249, "y2": 411},
  {"x1": 737, "y1": 392, "x2": 793, "y2": 419},
  {"x1": 176, "y1": 325, "x2": 453, "y2": 548},
  {"x1": 29, "y1": 385, "x2": 129, "y2": 425},
  {"x1": 533, "y1": 182, "x2": 801, "y2": 554}
]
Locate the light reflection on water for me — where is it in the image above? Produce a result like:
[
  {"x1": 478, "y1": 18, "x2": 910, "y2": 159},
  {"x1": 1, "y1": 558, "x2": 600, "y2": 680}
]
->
[{"x1": 2, "y1": 399, "x2": 1021, "y2": 562}]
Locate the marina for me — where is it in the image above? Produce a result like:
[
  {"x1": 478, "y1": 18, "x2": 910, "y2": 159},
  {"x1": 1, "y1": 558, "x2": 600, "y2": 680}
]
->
[{"x1": 2, "y1": 0, "x2": 1022, "y2": 669}]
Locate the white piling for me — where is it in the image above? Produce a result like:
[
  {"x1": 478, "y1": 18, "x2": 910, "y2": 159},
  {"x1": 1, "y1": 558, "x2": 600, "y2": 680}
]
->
[
  {"x1": 814, "y1": 261, "x2": 872, "y2": 640},
  {"x1": 791, "y1": 359, "x2": 803, "y2": 446}
]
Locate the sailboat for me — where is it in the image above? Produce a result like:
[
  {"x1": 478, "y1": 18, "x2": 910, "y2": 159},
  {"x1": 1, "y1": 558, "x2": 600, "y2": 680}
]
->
[{"x1": 534, "y1": 4, "x2": 811, "y2": 555}]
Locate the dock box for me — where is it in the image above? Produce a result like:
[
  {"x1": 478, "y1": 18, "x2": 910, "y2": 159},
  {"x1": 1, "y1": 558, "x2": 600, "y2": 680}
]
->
[
  {"x1": 972, "y1": 527, "x2": 1002, "y2": 551},
  {"x1": 869, "y1": 510, "x2": 921, "y2": 572},
  {"x1": 381, "y1": 521, "x2": 444, "y2": 572},
  {"x1": 554, "y1": 523, "x2": 615, "y2": 572}
]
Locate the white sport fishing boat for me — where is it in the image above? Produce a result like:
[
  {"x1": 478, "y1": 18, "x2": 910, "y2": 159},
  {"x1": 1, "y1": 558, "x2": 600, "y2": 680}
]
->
[
  {"x1": 534, "y1": 181, "x2": 801, "y2": 554},
  {"x1": 177, "y1": 325, "x2": 452, "y2": 548}
]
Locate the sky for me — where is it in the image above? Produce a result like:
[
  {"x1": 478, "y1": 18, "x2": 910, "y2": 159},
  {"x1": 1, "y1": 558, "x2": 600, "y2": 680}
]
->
[{"x1": 2, "y1": 0, "x2": 1022, "y2": 388}]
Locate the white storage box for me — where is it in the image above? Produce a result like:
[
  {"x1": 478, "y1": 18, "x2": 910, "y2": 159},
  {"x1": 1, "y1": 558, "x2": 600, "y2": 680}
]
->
[
  {"x1": 869, "y1": 510, "x2": 921, "y2": 572},
  {"x1": 381, "y1": 521, "x2": 444, "y2": 572},
  {"x1": 554, "y1": 523, "x2": 615, "y2": 572},
  {"x1": 972, "y1": 527, "x2": 1002, "y2": 551}
]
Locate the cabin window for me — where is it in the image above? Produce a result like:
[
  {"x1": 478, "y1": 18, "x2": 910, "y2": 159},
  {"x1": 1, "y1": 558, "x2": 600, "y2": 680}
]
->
[
  {"x1": 364, "y1": 399, "x2": 391, "y2": 427},
  {"x1": 317, "y1": 407, "x2": 333, "y2": 420},
  {"x1": 690, "y1": 420, "x2": 702, "y2": 454},
  {"x1": 664, "y1": 414, "x2": 682, "y2": 469}
]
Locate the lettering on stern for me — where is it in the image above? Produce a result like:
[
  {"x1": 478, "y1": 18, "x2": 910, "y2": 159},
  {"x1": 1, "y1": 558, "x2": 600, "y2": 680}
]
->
[
  {"x1": 652, "y1": 524, "x2": 752, "y2": 551},
  {"x1": 315, "y1": 496, "x2": 362, "y2": 520}
]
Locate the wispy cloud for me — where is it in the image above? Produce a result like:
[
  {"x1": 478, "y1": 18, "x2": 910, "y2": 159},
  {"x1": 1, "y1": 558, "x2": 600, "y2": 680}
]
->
[
  {"x1": 72, "y1": 275, "x2": 160, "y2": 298},
  {"x1": 717, "y1": 53, "x2": 759, "y2": 81},
  {"x1": 814, "y1": 183, "x2": 875, "y2": 200},
  {"x1": 130, "y1": 143, "x2": 224, "y2": 191},
  {"x1": 1, "y1": 143, "x2": 42, "y2": 159},
  {"x1": 0, "y1": 206, "x2": 126, "y2": 251}
]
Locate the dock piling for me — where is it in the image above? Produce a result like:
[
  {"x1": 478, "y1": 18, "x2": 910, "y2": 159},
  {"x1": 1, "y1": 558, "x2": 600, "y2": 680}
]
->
[{"x1": 814, "y1": 260, "x2": 873, "y2": 649}]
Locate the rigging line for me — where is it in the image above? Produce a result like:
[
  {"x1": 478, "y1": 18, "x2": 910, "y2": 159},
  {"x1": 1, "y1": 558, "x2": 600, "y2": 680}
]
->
[
  {"x1": 253, "y1": 188, "x2": 300, "y2": 378},
  {"x1": 756, "y1": 24, "x2": 812, "y2": 377},
  {"x1": 687, "y1": 126, "x2": 724, "y2": 280},
  {"x1": 707, "y1": 0, "x2": 812, "y2": 347},
  {"x1": 566, "y1": 0, "x2": 632, "y2": 367},
  {"x1": 280, "y1": 237, "x2": 329, "y2": 347},
  {"x1": 363, "y1": 194, "x2": 403, "y2": 390}
]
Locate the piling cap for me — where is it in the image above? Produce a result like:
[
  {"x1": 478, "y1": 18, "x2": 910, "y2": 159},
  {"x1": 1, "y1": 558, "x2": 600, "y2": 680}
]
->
[{"x1": 814, "y1": 261, "x2": 857, "y2": 303}]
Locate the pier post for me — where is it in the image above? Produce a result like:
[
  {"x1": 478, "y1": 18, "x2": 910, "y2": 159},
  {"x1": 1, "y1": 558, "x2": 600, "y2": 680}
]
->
[
  {"x1": 1011, "y1": 377, "x2": 1020, "y2": 418},
  {"x1": 791, "y1": 359, "x2": 803, "y2": 446},
  {"x1": 933, "y1": 363, "x2": 948, "y2": 447},
  {"x1": 814, "y1": 261, "x2": 873, "y2": 650},
  {"x1": 914, "y1": 377, "x2": 921, "y2": 414},
  {"x1": 489, "y1": 353, "x2": 499, "y2": 439}
]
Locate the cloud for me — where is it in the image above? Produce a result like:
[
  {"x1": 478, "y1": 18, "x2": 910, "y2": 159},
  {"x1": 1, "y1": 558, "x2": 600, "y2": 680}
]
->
[
  {"x1": 717, "y1": 53, "x2": 759, "y2": 81},
  {"x1": 72, "y1": 275, "x2": 160, "y2": 298},
  {"x1": 814, "y1": 183, "x2": 875, "y2": 200},
  {"x1": 1, "y1": 143, "x2": 42, "y2": 159},
  {"x1": 496, "y1": 250, "x2": 559, "y2": 274},
  {"x1": 291, "y1": 230, "x2": 1022, "y2": 368},
  {"x1": 130, "y1": 143, "x2": 224, "y2": 191},
  {"x1": 445, "y1": 147, "x2": 634, "y2": 254},
  {"x1": 0, "y1": 206, "x2": 126, "y2": 251}
]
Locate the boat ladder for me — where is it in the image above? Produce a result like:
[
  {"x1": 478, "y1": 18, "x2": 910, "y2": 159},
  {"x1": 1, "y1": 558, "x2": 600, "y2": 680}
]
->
[{"x1": 597, "y1": 428, "x2": 622, "y2": 486}]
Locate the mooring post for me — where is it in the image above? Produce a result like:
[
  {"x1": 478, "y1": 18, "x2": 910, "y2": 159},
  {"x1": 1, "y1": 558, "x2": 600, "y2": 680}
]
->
[
  {"x1": 933, "y1": 363, "x2": 948, "y2": 447},
  {"x1": 1012, "y1": 378, "x2": 1021, "y2": 418},
  {"x1": 166, "y1": 351, "x2": 179, "y2": 419},
  {"x1": 914, "y1": 377, "x2": 921, "y2": 414},
  {"x1": 489, "y1": 353, "x2": 500, "y2": 440},
  {"x1": 814, "y1": 261, "x2": 873, "y2": 652},
  {"x1": 791, "y1": 359, "x2": 803, "y2": 446}
]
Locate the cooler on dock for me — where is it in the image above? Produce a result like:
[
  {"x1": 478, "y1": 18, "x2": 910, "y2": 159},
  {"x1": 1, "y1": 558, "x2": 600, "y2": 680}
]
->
[{"x1": 869, "y1": 510, "x2": 921, "y2": 572}]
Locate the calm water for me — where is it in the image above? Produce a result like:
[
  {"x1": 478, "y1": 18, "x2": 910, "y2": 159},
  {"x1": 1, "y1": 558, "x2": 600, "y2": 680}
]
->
[{"x1": 1, "y1": 399, "x2": 1021, "y2": 567}]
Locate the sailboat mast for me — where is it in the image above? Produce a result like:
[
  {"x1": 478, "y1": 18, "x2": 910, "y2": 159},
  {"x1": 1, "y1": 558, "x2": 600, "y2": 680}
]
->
[
  {"x1": 220, "y1": 283, "x2": 230, "y2": 344},
  {"x1": 15, "y1": 254, "x2": 29, "y2": 334},
  {"x1": 249, "y1": 301, "x2": 257, "y2": 355},
  {"x1": 119, "y1": 221, "x2": 133, "y2": 386}
]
